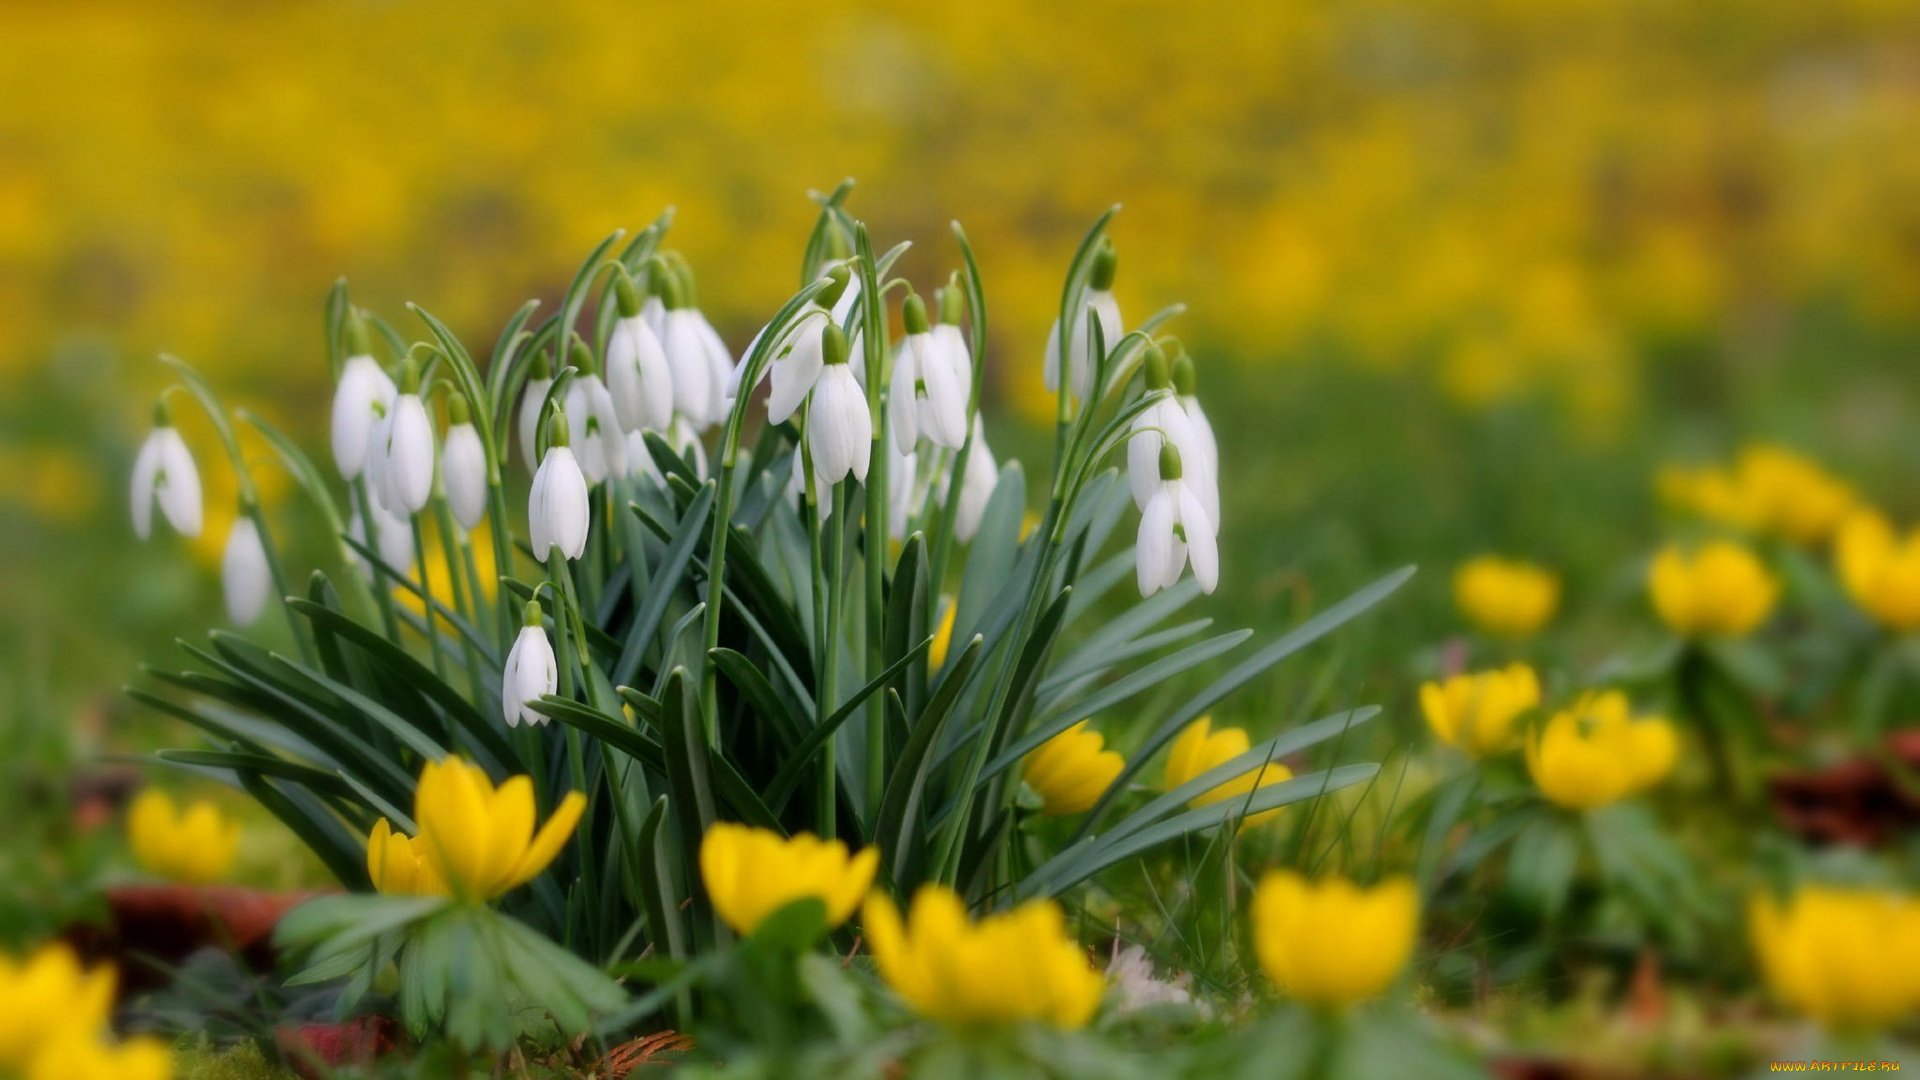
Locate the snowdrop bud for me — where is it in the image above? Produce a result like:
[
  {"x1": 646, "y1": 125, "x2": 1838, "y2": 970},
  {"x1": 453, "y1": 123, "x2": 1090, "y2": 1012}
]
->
[
  {"x1": 221, "y1": 512, "x2": 271, "y2": 626},
  {"x1": 376, "y1": 357, "x2": 436, "y2": 515},
  {"x1": 954, "y1": 414, "x2": 998, "y2": 542},
  {"x1": 563, "y1": 337, "x2": 627, "y2": 485},
  {"x1": 530, "y1": 410, "x2": 591, "y2": 562},
  {"x1": 614, "y1": 267, "x2": 645, "y2": 319},
  {"x1": 607, "y1": 273, "x2": 675, "y2": 434},
  {"x1": 502, "y1": 600, "x2": 558, "y2": 728},
  {"x1": 938, "y1": 282, "x2": 966, "y2": 327},
  {"x1": 1089, "y1": 237, "x2": 1118, "y2": 292},
  {"x1": 902, "y1": 292, "x2": 930, "y2": 336},
  {"x1": 330, "y1": 311, "x2": 397, "y2": 481},
  {"x1": 517, "y1": 350, "x2": 554, "y2": 472},
  {"x1": 131, "y1": 399, "x2": 203, "y2": 540},
  {"x1": 806, "y1": 325, "x2": 872, "y2": 490},
  {"x1": 440, "y1": 395, "x2": 489, "y2": 530}
]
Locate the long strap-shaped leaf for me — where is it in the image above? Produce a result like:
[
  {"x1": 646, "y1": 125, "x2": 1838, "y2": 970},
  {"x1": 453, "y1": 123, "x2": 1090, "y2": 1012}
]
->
[
  {"x1": 615, "y1": 484, "x2": 714, "y2": 688},
  {"x1": 873, "y1": 634, "x2": 984, "y2": 890},
  {"x1": 762, "y1": 633, "x2": 935, "y2": 817}
]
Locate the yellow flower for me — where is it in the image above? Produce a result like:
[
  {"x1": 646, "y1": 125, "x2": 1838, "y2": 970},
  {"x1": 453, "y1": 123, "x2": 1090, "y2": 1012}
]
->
[
  {"x1": 1453, "y1": 557, "x2": 1559, "y2": 638},
  {"x1": 126, "y1": 789, "x2": 241, "y2": 886},
  {"x1": 396, "y1": 521, "x2": 499, "y2": 619},
  {"x1": 25, "y1": 1034, "x2": 174, "y2": 1080},
  {"x1": 1022, "y1": 722, "x2": 1125, "y2": 816},
  {"x1": 929, "y1": 596, "x2": 957, "y2": 669},
  {"x1": 1835, "y1": 510, "x2": 1920, "y2": 632},
  {"x1": 1162, "y1": 717, "x2": 1293, "y2": 828},
  {"x1": 699, "y1": 822, "x2": 878, "y2": 936},
  {"x1": 365, "y1": 818, "x2": 448, "y2": 897},
  {"x1": 1750, "y1": 885, "x2": 1920, "y2": 1032},
  {"x1": 861, "y1": 885, "x2": 1103, "y2": 1028},
  {"x1": 1525, "y1": 691, "x2": 1677, "y2": 810},
  {"x1": 1736, "y1": 444, "x2": 1856, "y2": 545},
  {"x1": 1647, "y1": 541, "x2": 1778, "y2": 637},
  {"x1": 1657, "y1": 464, "x2": 1761, "y2": 532},
  {"x1": 407, "y1": 756, "x2": 586, "y2": 902},
  {"x1": 1251, "y1": 872, "x2": 1419, "y2": 1009},
  {"x1": 0, "y1": 945, "x2": 117, "y2": 1071},
  {"x1": 1419, "y1": 663, "x2": 1540, "y2": 759}
]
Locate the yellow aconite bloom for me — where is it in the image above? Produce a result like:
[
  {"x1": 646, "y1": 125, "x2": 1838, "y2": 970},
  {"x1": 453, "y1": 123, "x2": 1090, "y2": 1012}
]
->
[
  {"x1": 1419, "y1": 663, "x2": 1541, "y2": 759},
  {"x1": 366, "y1": 818, "x2": 448, "y2": 897},
  {"x1": 1658, "y1": 464, "x2": 1763, "y2": 532},
  {"x1": 1525, "y1": 691, "x2": 1678, "y2": 811},
  {"x1": 126, "y1": 789, "x2": 241, "y2": 886},
  {"x1": 1659, "y1": 445, "x2": 1854, "y2": 545},
  {"x1": 1022, "y1": 722, "x2": 1125, "y2": 816},
  {"x1": 1453, "y1": 557, "x2": 1559, "y2": 638},
  {"x1": 1163, "y1": 717, "x2": 1293, "y2": 828},
  {"x1": 862, "y1": 886, "x2": 1103, "y2": 1028},
  {"x1": 1252, "y1": 872, "x2": 1419, "y2": 1009},
  {"x1": 0, "y1": 945, "x2": 116, "y2": 1069},
  {"x1": 408, "y1": 757, "x2": 586, "y2": 902},
  {"x1": 1750, "y1": 886, "x2": 1920, "y2": 1031},
  {"x1": 1647, "y1": 541, "x2": 1778, "y2": 637},
  {"x1": 1835, "y1": 510, "x2": 1920, "y2": 632},
  {"x1": 24, "y1": 1035, "x2": 174, "y2": 1080},
  {"x1": 699, "y1": 823, "x2": 878, "y2": 935},
  {"x1": 929, "y1": 597, "x2": 957, "y2": 669}
]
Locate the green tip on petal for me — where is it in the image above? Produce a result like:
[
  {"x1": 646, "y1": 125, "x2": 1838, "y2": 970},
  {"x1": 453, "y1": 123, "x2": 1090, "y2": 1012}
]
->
[
  {"x1": 568, "y1": 334, "x2": 598, "y2": 377},
  {"x1": 344, "y1": 307, "x2": 374, "y2": 357},
  {"x1": 522, "y1": 599, "x2": 544, "y2": 628},
  {"x1": 1171, "y1": 350, "x2": 1197, "y2": 396},
  {"x1": 1143, "y1": 344, "x2": 1170, "y2": 390},
  {"x1": 1158, "y1": 441, "x2": 1183, "y2": 482},
  {"x1": 546, "y1": 406, "x2": 570, "y2": 450},
  {"x1": 152, "y1": 398, "x2": 173, "y2": 428},
  {"x1": 530, "y1": 349, "x2": 553, "y2": 380},
  {"x1": 822, "y1": 323, "x2": 850, "y2": 366},
  {"x1": 938, "y1": 282, "x2": 965, "y2": 326},
  {"x1": 902, "y1": 292, "x2": 930, "y2": 335},
  {"x1": 447, "y1": 392, "x2": 471, "y2": 425},
  {"x1": 818, "y1": 265, "x2": 852, "y2": 310},
  {"x1": 674, "y1": 260, "x2": 700, "y2": 308},
  {"x1": 613, "y1": 269, "x2": 644, "y2": 319},
  {"x1": 1090, "y1": 238, "x2": 1118, "y2": 291}
]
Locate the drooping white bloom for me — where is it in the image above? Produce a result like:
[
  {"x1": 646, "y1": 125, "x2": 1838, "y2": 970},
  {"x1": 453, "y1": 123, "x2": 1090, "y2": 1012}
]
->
[
  {"x1": 1043, "y1": 240, "x2": 1123, "y2": 403},
  {"x1": 1169, "y1": 344, "x2": 1221, "y2": 532},
  {"x1": 1137, "y1": 444, "x2": 1218, "y2": 597},
  {"x1": 529, "y1": 413, "x2": 591, "y2": 562},
  {"x1": 888, "y1": 294, "x2": 967, "y2": 453},
  {"x1": 440, "y1": 419, "x2": 489, "y2": 530},
  {"x1": 930, "y1": 321, "x2": 972, "y2": 394},
  {"x1": 517, "y1": 366, "x2": 553, "y2": 472},
  {"x1": 502, "y1": 604, "x2": 558, "y2": 728},
  {"x1": 953, "y1": 414, "x2": 998, "y2": 543},
  {"x1": 1126, "y1": 346, "x2": 1210, "y2": 524},
  {"x1": 605, "y1": 314, "x2": 675, "y2": 434},
  {"x1": 661, "y1": 308, "x2": 716, "y2": 429},
  {"x1": 691, "y1": 310, "x2": 733, "y2": 425},
  {"x1": 347, "y1": 499, "x2": 414, "y2": 579},
  {"x1": 329, "y1": 354, "x2": 396, "y2": 480},
  {"x1": 753, "y1": 266, "x2": 854, "y2": 425},
  {"x1": 563, "y1": 370, "x2": 626, "y2": 485},
  {"x1": 889, "y1": 447, "x2": 918, "y2": 540},
  {"x1": 806, "y1": 329, "x2": 871, "y2": 491},
  {"x1": 221, "y1": 516, "x2": 271, "y2": 626},
  {"x1": 130, "y1": 413, "x2": 203, "y2": 540},
  {"x1": 374, "y1": 390, "x2": 435, "y2": 515}
]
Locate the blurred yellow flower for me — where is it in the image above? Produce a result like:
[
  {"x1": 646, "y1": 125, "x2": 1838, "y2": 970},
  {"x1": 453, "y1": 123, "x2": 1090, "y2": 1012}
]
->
[
  {"x1": 0, "y1": 944, "x2": 117, "y2": 1070},
  {"x1": 1648, "y1": 541, "x2": 1778, "y2": 638},
  {"x1": 1162, "y1": 717, "x2": 1293, "y2": 828},
  {"x1": 1251, "y1": 871, "x2": 1418, "y2": 1009},
  {"x1": 1658, "y1": 445, "x2": 1855, "y2": 546},
  {"x1": 1525, "y1": 691, "x2": 1677, "y2": 811},
  {"x1": 23, "y1": 1033, "x2": 174, "y2": 1080},
  {"x1": 1750, "y1": 885, "x2": 1920, "y2": 1032},
  {"x1": 126, "y1": 789, "x2": 241, "y2": 886},
  {"x1": 861, "y1": 885, "x2": 1103, "y2": 1028},
  {"x1": 1022, "y1": 721, "x2": 1125, "y2": 816},
  {"x1": 396, "y1": 522, "x2": 499, "y2": 619},
  {"x1": 365, "y1": 818, "x2": 448, "y2": 897},
  {"x1": 1420, "y1": 663, "x2": 1541, "y2": 759},
  {"x1": 402, "y1": 756, "x2": 585, "y2": 903},
  {"x1": 1656, "y1": 464, "x2": 1762, "y2": 532},
  {"x1": 1834, "y1": 510, "x2": 1920, "y2": 632},
  {"x1": 699, "y1": 822, "x2": 878, "y2": 936},
  {"x1": 1453, "y1": 557, "x2": 1559, "y2": 638},
  {"x1": 928, "y1": 596, "x2": 956, "y2": 669}
]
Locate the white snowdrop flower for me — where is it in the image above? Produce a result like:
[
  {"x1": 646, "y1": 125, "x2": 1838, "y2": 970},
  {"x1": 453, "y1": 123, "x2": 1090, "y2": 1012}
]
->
[
  {"x1": 1137, "y1": 443, "x2": 1218, "y2": 598},
  {"x1": 953, "y1": 414, "x2": 999, "y2": 543},
  {"x1": 605, "y1": 272, "x2": 675, "y2": 434},
  {"x1": 329, "y1": 315, "x2": 396, "y2": 480},
  {"x1": 220, "y1": 514, "x2": 271, "y2": 626},
  {"x1": 347, "y1": 499, "x2": 414, "y2": 579},
  {"x1": 930, "y1": 284, "x2": 973, "y2": 392},
  {"x1": 888, "y1": 293, "x2": 967, "y2": 453},
  {"x1": 654, "y1": 267, "x2": 717, "y2": 430},
  {"x1": 440, "y1": 396, "x2": 489, "y2": 531},
  {"x1": 1106, "y1": 944, "x2": 1206, "y2": 1019},
  {"x1": 1169, "y1": 342, "x2": 1221, "y2": 532},
  {"x1": 516, "y1": 351, "x2": 554, "y2": 473},
  {"x1": 805, "y1": 324, "x2": 871, "y2": 491},
  {"x1": 529, "y1": 409, "x2": 591, "y2": 562},
  {"x1": 889, "y1": 446, "x2": 918, "y2": 540},
  {"x1": 502, "y1": 600, "x2": 559, "y2": 728},
  {"x1": 1126, "y1": 344, "x2": 1208, "y2": 522},
  {"x1": 758, "y1": 266, "x2": 852, "y2": 425},
  {"x1": 691, "y1": 309, "x2": 733, "y2": 426},
  {"x1": 130, "y1": 402, "x2": 203, "y2": 540},
  {"x1": 374, "y1": 369, "x2": 435, "y2": 516},
  {"x1": 561, "y1": 339, "x2": 626, "y2": 485},
  {"x1": 1043, "y1": 239, "x2": 1123, "y2": 404}
]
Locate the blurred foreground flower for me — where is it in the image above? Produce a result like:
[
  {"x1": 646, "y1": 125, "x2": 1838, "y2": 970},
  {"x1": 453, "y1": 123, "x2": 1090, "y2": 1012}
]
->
[
  {"x1": 1660, "y1": 444, "x2": 1854, "y2": 545},
  {"x1": 1648, "y1": 541, "x2": 1778, "y2": 638},
  {"x1": 0, "y1": 944, "x2": 171, "y2": 1080},
  {"x1": 1420, "y1": 663, "x2": 1540, "y2": 759},
  {"x1": 1022, "y1": 721, "x2": 1124, "y2": 816},
  {"x1": 1750, "y1": 885, "x2": 1920, "y2": 1032},
  {"x1": 699, "y1": 823, "x2": 877, "y2": 936},
  {"x1": 127, "y1": 789, "x2": 240, "y2": 885},
  {"x1": 220, "y1": 515, "x2": 271, "y2": 626},
  {"x1": 1526, "y1": 691, "x2": 1677, "y2": 810},
  {"x1": 373, "y1": 757, "x2": 585, "y2": 903},
  {"x1": 1453, "y1": 557, "x2": 1557, "y2": 638},
  {"x1": 1163, "y1": 717, "x2": 1291, "y2": 827},
  {"x1": 862, "y1": 885, "x2": 1103, "y2": 1028},
  {"x1": 1251, "y1": 872, "x2": 1418, "y2": 1009},
  {"x1": 366, "y1": 818, "x2": 448, "y2": 897},
  {"x1": 1834, "y1": 510, "x2": 1920, "y2": 632}
]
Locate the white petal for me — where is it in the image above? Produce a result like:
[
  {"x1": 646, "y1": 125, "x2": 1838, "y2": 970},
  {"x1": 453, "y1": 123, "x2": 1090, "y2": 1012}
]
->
[
  {"x1": 1137, "y1": 489, "x2": 1176, "y2": 597},
  {"x1": 767, "y1": 313, "x2": 826, "y2": 424},
  {"x1": 330, "y1": 357, "x2": 394, "y2": 480},
  {"x1": 606, "y1": 317, "x2": 674, "y2": 434},
  {"x1": 955, "y1": 416, "x2": 998, "y2": 542},
  {"x1": 154, "y1": 428, "x2": 203, "y2": 538},
  {"x1": 663, "y1": 312, "x2": 713, "y2": 426},
  {"x1": 932, "y1": 324, "x2": 972, "y2": 390},
  {"x1": 441, "y1": 423, "x2": 489, "y2": 530},
  {"x1": 504, "y1": 625, "x2": 559, "y2": 727},
  {"x1": 1043, "y1": 318, "x2": 1063, "y2": 395},
  {"x1": 916, "y1": 336, "x2": 968, "y2": 449},
  {"x1": 888, "y1": 341, "x2": 920, "y2": 454},
  {"x1": 517, "y1": 377, "x2": 553, "y2": 472},
  {"x1": 130, "y1": 432, "x2": 162, "y2": 540},
  {"x1": 221, "y1": 517, "x2": 272, "y2": 625},
  {"x1": 531, "y1": 447, "x2": 591, "y2": 560},
  {"x1": 384, "y1": 395, "x2": 436, "y2": 514},
  {"x1": 565, "y1": 377, "x2": 626, "y2": 485},
  {"x1": 1177, "y1": 485, "x2": 1219, "y2": 594},
  {"x1": 696, "y1": 312, "x2": 732, "y2": 427}
]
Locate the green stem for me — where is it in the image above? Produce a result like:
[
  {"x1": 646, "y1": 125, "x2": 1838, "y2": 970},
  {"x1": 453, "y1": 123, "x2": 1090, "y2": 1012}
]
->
[
  {"x1": 354, "y1": 481, "x2": 403, "y2": 642},
  {"x1": 819, "y1": 480, "x2": 847, "y2": 840},
  {"x1": 412, "y1": 520, "x2": 448, "y2": 682}
]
